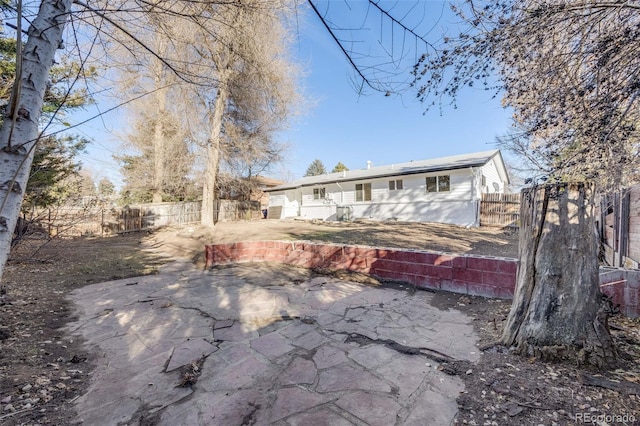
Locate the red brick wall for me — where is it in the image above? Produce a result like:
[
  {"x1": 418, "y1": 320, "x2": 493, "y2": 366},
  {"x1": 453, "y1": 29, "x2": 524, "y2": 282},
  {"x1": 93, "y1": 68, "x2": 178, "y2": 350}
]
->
[
  {"x1": 205, "y1": 241, "x2": 639, "y2": 317},
  {"x1": 205, "y1": 241, "x2": 517, "y2": 300},
  {"x1": 600, "y1": 268, "x2": 640, "y2": 318}
]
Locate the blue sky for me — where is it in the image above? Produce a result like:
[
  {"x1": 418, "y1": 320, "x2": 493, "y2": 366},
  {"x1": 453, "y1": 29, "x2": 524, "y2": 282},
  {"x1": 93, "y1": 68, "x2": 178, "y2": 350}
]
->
[
  {"x1": 280, "y1": 1, "x2": 513, "y2": 181},
  {"x1": 73, "y1": 1, "x2": 513, "y2": 187}
]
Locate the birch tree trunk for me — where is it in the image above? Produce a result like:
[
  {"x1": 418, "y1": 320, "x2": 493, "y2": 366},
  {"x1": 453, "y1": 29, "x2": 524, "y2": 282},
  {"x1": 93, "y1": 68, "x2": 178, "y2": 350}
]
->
[
  {"x1": 0, "y1": 0, "x2": 72, "y2": 282},
  {"x1": 200, "y1": 80, "x2": 228, "y2": 226},
  {"x1": 501, "y1": 182, "x2": 617, "y2": 368}
]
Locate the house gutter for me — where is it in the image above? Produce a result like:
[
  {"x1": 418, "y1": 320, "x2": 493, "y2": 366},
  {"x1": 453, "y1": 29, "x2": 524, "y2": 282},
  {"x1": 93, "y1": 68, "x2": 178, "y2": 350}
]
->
[{"x1": 265, "y1": 162, "x2": 490, "y2": 193}]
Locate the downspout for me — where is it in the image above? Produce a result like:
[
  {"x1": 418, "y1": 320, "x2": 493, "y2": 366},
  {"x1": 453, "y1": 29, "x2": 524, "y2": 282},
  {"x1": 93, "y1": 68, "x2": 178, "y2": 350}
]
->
[
  {"x1": 337, "y1": 170, "x2": 348, "y2": 206},
  {"x1": 470, "y1": 167, "x2": 480, "y2": 227},
  {"x1": 336, "y1": 181, "x2": 344, "y2": 205},
  {"x1": 335, "y1": 180, "x2": 355, "y2": 221},
  {"x1": 335, "y1": 181, "x2": 344, "y2": 221}
]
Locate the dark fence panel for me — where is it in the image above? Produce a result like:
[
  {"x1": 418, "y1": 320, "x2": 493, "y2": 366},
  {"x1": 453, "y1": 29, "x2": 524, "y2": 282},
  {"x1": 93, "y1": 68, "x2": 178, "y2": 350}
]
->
[{"x1": 599, "y1": 186, "x2": 639, "y2": 268}]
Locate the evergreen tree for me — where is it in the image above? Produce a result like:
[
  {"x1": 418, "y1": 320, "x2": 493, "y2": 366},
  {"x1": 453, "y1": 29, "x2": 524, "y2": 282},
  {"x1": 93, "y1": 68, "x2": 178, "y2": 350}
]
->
[
  {"x1": 1, "y1": 26, "x2": 95, "y2": 211},
  {"x1": 23, "y1": 135, "x2": 88, "y2": 209},
  {"x1": 97, "y1": 178, "x2": 116, "y2": 199},
  {"x1": 304, "y1": 159, "x2": 326, "y2": 177},
  {"x1": 77, "y1": 170, "x2": 96, "y2": 198},
  {"x1": 332, "y1": 162, "x2": 349, "y2": 173},
  {"x1": 0, "y1": 36, "x2": 96, "y2": 122}
]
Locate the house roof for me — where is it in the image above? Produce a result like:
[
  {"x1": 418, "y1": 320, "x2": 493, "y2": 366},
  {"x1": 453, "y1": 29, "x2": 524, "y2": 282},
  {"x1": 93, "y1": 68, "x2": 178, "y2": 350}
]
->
[
  {"x1": 266, "y1": 150, "x2": 509, "y2": 192},
  {"x1": 255, "y1": 176, "x2": 284, "y2": 188}
]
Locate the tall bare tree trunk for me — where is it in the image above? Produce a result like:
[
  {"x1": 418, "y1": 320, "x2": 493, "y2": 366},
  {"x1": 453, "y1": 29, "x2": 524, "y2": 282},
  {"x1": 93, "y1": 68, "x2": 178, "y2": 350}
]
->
[
  {"x1": 0, "y1": 0, "x2": 72, "y2": 282},
  {"x1": 152, "y1": 87, "x2": 166, "y2": 204},
  {"x1": 152, "y1": 37, "x2": 167, "y2": 204},
  {"x1": 501, "y1": 183, "x2": 616, "y2": 368},
  {"x1": 201, "y1": 81, "x2": 228, "y2": 226}
]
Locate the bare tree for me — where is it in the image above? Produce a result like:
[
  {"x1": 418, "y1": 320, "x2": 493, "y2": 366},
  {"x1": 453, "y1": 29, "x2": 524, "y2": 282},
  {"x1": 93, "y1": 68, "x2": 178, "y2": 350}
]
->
[
  {"x1": 306, "y1": 0, "x2": 438, "y2": 95},
  {"x1": 0, "y1": 0, "x2": 303, "y2": 280},
  {"x1": 170, "y1": 0, "x2": 302, "y2": 225},
  {"x1": 413, "y1": 0, "x2": 640, "y2": 192},
  {"x1": 410, "y1": 0, "x2": 640, "y2": 367},
  {"x1": 117, "y1": 102, "x2": 195, "y2": 203},
  {"x1": 102, "y1": 0, "x2": 302, "y2": 223},
  {"x1": 107, "y1": 3, "x2": 192, "y2": 204}
]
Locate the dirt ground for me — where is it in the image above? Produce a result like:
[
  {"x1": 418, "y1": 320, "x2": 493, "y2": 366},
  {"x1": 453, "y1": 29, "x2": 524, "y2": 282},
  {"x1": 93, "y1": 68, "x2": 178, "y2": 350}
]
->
[
  {"x1": 145, "y1": 219, "x2": 521, "y2": 265},
  {"x1": 1, "y1": 219, "x2": 639, "y2": 425}
]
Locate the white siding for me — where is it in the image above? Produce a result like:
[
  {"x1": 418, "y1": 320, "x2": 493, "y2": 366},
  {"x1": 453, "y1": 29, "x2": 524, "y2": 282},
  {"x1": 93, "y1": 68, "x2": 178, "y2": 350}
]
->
[
  {"x1": 480, "y1": 159, "x2": 504, "y2": 193},
  {"x1": 281, "y1": 190, "x2": 300, "y2": 218},
  {"x1": 339, "y1": 170, "x2": 477, "y2": 226},
  {"x1": 348, "y1": 200, "x2": 476, "y2": 226},
  {"x1": 266, "y1": 169, "x2": 479, "y2": 226},
  {"x1": 269, "y1": 193, "x2": 285, "y2": 207},
  {"x1": 266, "y1": 152, "x2": 509, "y2": 226}
]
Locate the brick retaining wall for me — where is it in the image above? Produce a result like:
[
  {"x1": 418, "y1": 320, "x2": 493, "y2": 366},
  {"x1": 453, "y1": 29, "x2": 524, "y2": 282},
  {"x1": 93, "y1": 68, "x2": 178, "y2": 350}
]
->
[
  {"x1": 204, "y1": 241, "x2": 639, "y2": 317},
  {"x1": 599, "y1": 268, "x2": 640, "y2": 318},
  {"x1": 205, "y1": 241, "x2": 517, "y2": 299}
]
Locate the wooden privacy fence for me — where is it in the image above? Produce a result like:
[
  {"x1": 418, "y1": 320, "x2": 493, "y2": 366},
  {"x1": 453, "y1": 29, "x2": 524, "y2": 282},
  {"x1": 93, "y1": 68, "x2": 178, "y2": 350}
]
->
[
  {"x1": 599, "y1": 186, "x2": 640, "y2": 268},
  {"x1": 112, "y1": 201, "x2": 202, "y2": 233},
  {"x1": 24, "y1": 200, "x2": 266, "y2": 237},
  {"x1": 213, "y1": 200, "x2": 261, "y2": 222},
  {"x1": 480, "y1": 193, "x2": 521, "y2": 229},
  {"x1": 16, "y1": 206, "x2": 104, "y2": 239},
  {"x1": 39, "y1": 201, "x2": 203, "y2": 235},
  {"x1": 113, "y1": 200, "x2": 260, "y2": 232}
]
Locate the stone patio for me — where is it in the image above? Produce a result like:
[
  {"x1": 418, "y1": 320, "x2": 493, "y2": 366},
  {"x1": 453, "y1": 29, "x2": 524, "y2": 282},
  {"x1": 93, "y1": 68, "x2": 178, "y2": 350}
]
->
[{"x1": 66, "y1": 261, "x2": 480, "y2": 425}]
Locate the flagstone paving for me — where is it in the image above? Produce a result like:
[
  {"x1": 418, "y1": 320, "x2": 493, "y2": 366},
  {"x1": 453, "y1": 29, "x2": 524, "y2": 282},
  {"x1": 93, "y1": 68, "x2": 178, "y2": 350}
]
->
[{"x1": 66, "y1": 261, "x2": 479, "y2": 425}]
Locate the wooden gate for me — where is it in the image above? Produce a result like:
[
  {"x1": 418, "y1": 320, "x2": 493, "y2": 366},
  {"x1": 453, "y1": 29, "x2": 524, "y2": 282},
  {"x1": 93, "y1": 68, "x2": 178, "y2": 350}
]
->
[
  {"x1": 213, "y1": 200, "x2": 261, "y2": 222},
  {"x1": 480, "y1": 193, "x2": 521, "y2": 229},
  {"x1": 114, "y1": 201, "x2": 202, "y2": 233}
]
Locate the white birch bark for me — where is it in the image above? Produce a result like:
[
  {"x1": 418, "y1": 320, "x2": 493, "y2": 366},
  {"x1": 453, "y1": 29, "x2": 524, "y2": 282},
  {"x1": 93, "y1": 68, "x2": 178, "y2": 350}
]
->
[{"x1": 0, "y1": 0, "x2": 72, "y2": 281}]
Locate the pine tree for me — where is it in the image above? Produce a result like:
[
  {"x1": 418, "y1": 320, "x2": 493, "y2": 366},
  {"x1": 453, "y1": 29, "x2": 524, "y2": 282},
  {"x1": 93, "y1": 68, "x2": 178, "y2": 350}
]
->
[
  {"x1": 23, "y1": 135, "x2": 88, "y2": 209},
  {"x1": 331, "y1": 162, "x2": 349, "y2": 173},
  {"x1": 304, "y1": 159, "x2": 326, "y2": 177}
]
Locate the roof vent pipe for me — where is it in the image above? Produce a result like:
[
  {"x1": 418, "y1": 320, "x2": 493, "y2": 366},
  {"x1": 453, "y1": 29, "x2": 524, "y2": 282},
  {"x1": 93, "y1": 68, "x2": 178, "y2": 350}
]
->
[{"x1": 366, "y1": 161, "x2": 372, "y2": 169}]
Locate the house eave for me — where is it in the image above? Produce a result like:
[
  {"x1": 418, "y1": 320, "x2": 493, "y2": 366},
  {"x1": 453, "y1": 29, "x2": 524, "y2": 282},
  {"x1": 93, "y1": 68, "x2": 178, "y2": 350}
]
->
[{"x1": 265, "y1": 162, "x2": 488, "y2": 192}]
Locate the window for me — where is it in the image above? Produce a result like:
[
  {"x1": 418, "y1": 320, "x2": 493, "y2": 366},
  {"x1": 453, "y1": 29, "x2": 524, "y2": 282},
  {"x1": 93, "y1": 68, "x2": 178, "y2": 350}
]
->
[
  {"x1": 438, "y1": 175, "x2": 450, "y2": 192},
  {"x1": 388, "y1": 179, "x2": 403, "y2": 191},
  {"x1": 426, "y1": 175, "x2": 450, "y2": 193},
  {"x1": 356, "y1": 183, "x2": 372, "y2": 201},
  {"x1": 313, "y1": 187, "x2": 326, "y2": 200}
]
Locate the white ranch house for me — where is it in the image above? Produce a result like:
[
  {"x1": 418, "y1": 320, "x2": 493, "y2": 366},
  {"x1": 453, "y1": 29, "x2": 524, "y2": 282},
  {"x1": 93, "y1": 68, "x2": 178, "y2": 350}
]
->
[{"x1": 265, "y1": 150, "x2": 510, "y2": 227}]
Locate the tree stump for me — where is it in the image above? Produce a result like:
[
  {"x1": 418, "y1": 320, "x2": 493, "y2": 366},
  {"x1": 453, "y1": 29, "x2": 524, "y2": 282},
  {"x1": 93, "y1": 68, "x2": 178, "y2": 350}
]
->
[{"x1": 501, "y1": 183, "x2": 617, "y2": 368}]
